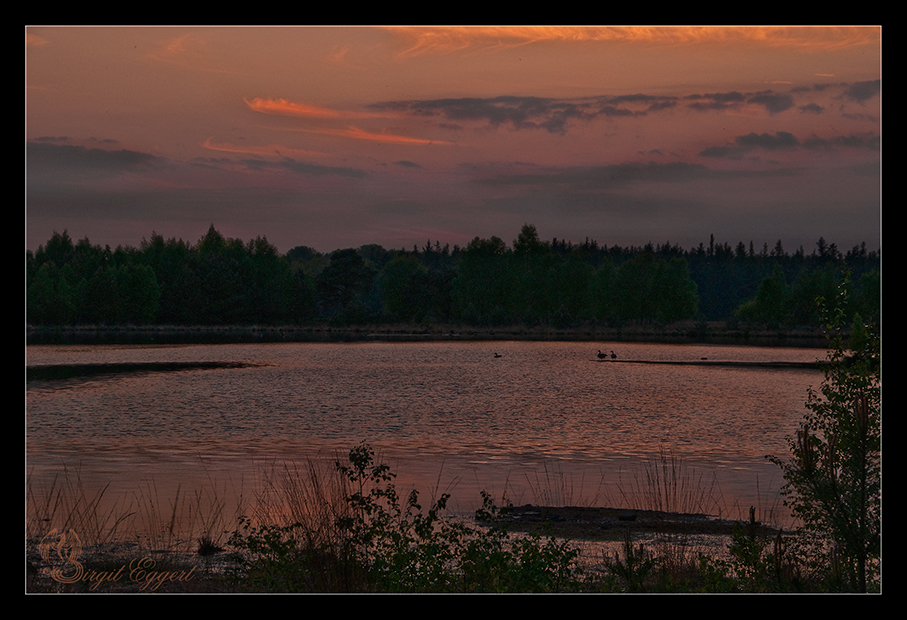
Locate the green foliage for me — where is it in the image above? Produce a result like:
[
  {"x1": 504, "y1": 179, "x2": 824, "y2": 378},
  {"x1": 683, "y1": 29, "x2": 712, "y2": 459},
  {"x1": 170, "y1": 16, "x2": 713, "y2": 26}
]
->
[
  {"x1": 450, "y1": 227, "x2": 701, "y2": 327},
  {"x1": 333, "y1": 442, "x2": 584, "y2": 592},
  {"x1": 603, "y1": 530, "x2": 658, "y2": 592},
  {"x1": 766, "y1": 276, "x2": 881, "y2": 592},
  {"x1": 735, "y1": 264, "x2": 789, "y2": 327},
  {"x1": 27, "y1": 226, "x2": 878, "y2": 328},
  {"x1": 26, "y1": 233, "x2": 162, "y2": 325},
  {"x1": 315, "y1": 248, "x2": 377, "y2": 323},
  {"x1": 697, "y1": 512, "x2": 805, "y2": 593},
  {"x1": 226, "y1": 442, "x2": 584, "y2": 593},
  {"x1": 377, "y1": 255, "x2": 433, "y2": 322},
  {"x1": 27, "y1": 262, "x2": 76, "y2": 324},
  {"x1": 612, "y1": 253, "x2": 699, "y2": 324},
  {"x1": 451, "y1": 235, "x2": 511, "y2": 325},
  {"x1": 734, "y1": 244, "x2": 879, "y2": 329},
  {"x1": 226, "y1": 518, "x2": 311, "y2": 591}
]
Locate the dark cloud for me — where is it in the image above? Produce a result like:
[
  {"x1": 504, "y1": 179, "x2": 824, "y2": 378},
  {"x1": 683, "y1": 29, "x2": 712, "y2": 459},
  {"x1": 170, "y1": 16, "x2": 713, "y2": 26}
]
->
[
  {"x1": 799, "y1": 103, "x2": 824, "y2": 114},
  {"x1": 607, "y1": 93, "x2": 667, "y2": 105},
  {"x1": 645, "y1": 99, "x2": 678, "y2": 112},
  {"x1": 746, "y1": 92, "x2": 795, "y2": 114},
  {"x1": 370, "y1": 94, "x2": 677, "y2": 134},
  {"x1": 372, "y1": 96, "x2": 591, "y2": 133},
  {"x1": 371, "y1": 83, "x2": 865, "y2": 135},
  {"x1": 843, "y1": 79, "x2": 880, "y2": 102},
  {"x1": 698, "y1": 145, "x2": 744, "y2": 159},
  {"x1": 700, "y1": 131, "x2": 798, "y2": 158},
  {"x1": 801, "y1": 134, "x2": 880, "y2": 150},
  {"x1": 686, "y1": 90, "x2": 796, "y2": 115},
  {"x1": 690, "y1": 91, "x2": 747, "y2": 103},
  {"x1": 701, "y1": 130, "x2": 880, "y2": 159},
  {"x1": 27, "y1": 140, "x2": 165, "y2": 177},
  {"x1": 606, "y1": 94, "x2": 679, "y2": 112},
  {"x1": 685, "y1": 91, "x2": 747, "y2": 111},
  {"x1": 735, "y1": 131, "x2": 799, "y2": 149}
]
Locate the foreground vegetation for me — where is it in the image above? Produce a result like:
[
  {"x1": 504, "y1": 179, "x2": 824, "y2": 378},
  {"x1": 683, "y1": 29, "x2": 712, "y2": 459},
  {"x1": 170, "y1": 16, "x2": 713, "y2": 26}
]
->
[{"x1": 26, "y1": 433, "x2": 878, "y2": 593}]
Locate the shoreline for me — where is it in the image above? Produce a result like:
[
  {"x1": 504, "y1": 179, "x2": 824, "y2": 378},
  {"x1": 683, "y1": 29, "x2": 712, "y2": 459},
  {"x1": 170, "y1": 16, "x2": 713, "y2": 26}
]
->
[{"x1": 26, "y1": 321, "x2": 829, "y2": 348}]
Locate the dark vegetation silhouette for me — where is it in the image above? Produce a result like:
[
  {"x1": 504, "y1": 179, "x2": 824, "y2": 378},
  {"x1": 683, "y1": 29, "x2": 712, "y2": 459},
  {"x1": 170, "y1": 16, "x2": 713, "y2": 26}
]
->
[{"x1": 26, "y1": 224, "x2": 879, "y2": 332}]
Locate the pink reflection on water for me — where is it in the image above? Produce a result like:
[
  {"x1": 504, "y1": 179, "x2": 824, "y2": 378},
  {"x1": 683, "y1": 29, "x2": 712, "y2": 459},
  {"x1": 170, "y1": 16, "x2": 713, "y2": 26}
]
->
[{"x1": 27, "y1": 341, "x2": 824, "y2": 538}]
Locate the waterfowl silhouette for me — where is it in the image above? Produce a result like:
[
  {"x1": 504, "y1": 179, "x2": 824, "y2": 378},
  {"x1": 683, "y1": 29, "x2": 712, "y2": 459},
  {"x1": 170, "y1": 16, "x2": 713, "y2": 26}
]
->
[
  {"x1": 494, "y1": 352, "x2": 502, "y2": 358},
  {"x1": 610, "y1": 351, "x2": 617, "y2": 360},
  {"x1": 597, "y1": 350, "x2": 607, "y2": 360}
]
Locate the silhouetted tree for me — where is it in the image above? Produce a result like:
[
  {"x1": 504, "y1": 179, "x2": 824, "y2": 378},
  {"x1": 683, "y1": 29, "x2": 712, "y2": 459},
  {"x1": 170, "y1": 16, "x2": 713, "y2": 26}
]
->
[
  {"x1": 735, "y1": 264, "x2": 789, "y2": 328},
  {"x1": 509, "y1": 224, "x2": 557, "y2": 324},
  {"x1": 27, "y1": 262, "x2": 75, "y2": 324},
  {"x1": 768, "y1": 280, "x2": 880, "y2": 591},
  {"x1": 26, "y1": 226, "x2": 878, "y2": 329},
  {"x1": 378, "y1": 255, "x2": 433, "y2": 323},
  {"x1": 610, "y1": 253, "x2": 698, "y2": 324},
  {"x1": 316, "y1": 248, "x2": 376, "y2": 323},
  {"x1": 451, "y1": 236, "x2": 510, "y2": 325}
]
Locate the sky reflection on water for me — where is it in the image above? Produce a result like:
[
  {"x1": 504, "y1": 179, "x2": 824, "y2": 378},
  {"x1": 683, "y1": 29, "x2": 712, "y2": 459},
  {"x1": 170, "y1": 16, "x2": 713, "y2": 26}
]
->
[{"x1": 27, "y1": 341, "x2": 825, "y2": 521}]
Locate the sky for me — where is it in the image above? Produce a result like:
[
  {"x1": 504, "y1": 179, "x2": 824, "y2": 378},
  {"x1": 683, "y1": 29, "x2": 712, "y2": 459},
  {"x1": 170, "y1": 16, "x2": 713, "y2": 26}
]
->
[{"x1": 25, "y1": 26, "x2": 881, "y2": 255}]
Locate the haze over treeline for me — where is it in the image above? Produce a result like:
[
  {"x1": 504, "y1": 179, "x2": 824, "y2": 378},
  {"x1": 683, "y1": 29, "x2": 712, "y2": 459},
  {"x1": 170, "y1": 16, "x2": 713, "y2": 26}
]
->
[{"x1": 26, "y1": 224, "x2": 880, "y2": 331}]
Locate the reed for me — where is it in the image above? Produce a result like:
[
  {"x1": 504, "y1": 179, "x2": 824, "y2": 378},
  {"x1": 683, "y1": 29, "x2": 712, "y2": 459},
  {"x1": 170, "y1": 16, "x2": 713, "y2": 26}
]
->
[
  {"x1": 26, "y1": 463, "x2": 247, "y2": 556},
  {"x1": 515, "y1": 461, "x2": 608, "y2": 508},
  {"x1": 247, "y1": 456, "x2": 353, "y2": 552},
  {"x1": 26, "y1": 464, "x2": 137, "y2": 547},
  {"x1": 614, "y1": 448, "x2": 723, "y2": 517}
]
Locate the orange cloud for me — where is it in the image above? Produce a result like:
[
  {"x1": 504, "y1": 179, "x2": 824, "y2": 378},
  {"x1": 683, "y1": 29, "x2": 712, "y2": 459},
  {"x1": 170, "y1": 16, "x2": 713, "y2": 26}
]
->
[
  {"x1": 245, "y1": 97, "x2": 391, "y2": 120},
  {"x1": 145, "y1": 35, "x2": 194, "y2": 65},
  {"x1": 300, "y1": 126, "x2": 451, "y2": 146},
  {"x1": 386, "y1": 26, "x2": 880, "y2": 56},
  {"x1": 26, "y1": 31, "x2": 50, "y2": 47},
  {"x1": 238, "y1": 98, "x2": 449, "y2": 147},
  {"x1": 245, "y1": 97, "x2": 344, "y2": 119}
]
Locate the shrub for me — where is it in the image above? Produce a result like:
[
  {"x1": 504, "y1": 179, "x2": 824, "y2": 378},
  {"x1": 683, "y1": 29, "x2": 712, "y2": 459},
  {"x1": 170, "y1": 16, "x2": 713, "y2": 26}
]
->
[
  {"x1": 766, "y1": 276, "x2": 881, "y2": 592},
  {"x1": 602, "y1": 529, "x2": 658, "y2": 592},
  {"x1": 226, "y1": 442, "x2": 585, "y2": 593},
  {"x1": 696, "y1": 508, "x2": 806, "y2": 593}
]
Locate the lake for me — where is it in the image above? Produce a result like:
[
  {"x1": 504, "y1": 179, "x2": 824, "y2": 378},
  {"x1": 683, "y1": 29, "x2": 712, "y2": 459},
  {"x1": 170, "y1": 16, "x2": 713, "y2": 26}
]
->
[{"x1": 26, "y1": 340, "x2": 828, "y2": 534}]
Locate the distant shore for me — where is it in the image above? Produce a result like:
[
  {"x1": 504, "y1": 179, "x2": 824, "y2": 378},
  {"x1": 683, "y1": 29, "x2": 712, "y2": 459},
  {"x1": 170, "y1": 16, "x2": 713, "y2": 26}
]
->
[{"x1": 26, "y1": 321, "x2": 829, "y2": 348}]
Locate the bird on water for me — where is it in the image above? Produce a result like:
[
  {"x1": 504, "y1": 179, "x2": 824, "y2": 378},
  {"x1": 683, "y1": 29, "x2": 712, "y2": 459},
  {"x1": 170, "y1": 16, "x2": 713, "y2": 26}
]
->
[{"x1": 597, "y1": 350, "x2": 607, "y2": 360}]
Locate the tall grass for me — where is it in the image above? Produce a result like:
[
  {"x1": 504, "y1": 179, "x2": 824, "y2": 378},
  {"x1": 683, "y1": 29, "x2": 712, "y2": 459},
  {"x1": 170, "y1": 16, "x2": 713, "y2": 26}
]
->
[
  {"x1": 614, "y1": 448, "x2": 722, "y2": 517},
  {"x1": 594, "y1": 448, "x2": 795, "y2": 591},
  {"x1": 513, "y1": 461, "x2": 609, "y2": 508},
  {"x1": 26, "y1": 464, "x2": 136, "y2": 547},
  {"x1": 26, "y1": 462, "x2": 247, "y2": 556},
  {"x1": 246, "y1": 457, "x2": 353, "y2": 553}
]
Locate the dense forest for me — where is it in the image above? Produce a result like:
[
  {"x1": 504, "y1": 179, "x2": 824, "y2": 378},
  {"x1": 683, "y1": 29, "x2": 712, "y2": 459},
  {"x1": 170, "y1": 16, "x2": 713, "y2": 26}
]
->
[{"x1": 25, "y1": 224, "x2": 880, "y2": 331}]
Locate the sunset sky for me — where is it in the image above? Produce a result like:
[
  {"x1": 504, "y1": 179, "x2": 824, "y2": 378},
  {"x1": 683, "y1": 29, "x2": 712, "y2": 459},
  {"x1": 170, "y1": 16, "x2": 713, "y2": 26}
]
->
[{"x1": 26, "y1": 26, "x2": 881, "y2": 255}]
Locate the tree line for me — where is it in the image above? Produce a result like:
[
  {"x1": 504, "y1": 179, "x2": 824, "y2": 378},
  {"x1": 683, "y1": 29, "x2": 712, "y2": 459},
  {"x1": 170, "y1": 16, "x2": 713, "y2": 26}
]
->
[{"x1": 26, "y1": 224, "x2": 879, "y2": 330}]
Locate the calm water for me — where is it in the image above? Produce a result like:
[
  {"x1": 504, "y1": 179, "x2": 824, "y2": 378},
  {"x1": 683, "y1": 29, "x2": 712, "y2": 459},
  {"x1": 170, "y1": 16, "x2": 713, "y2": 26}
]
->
[{"x1": 26, "y1": 341, "x2": 827, "y2": 523}]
